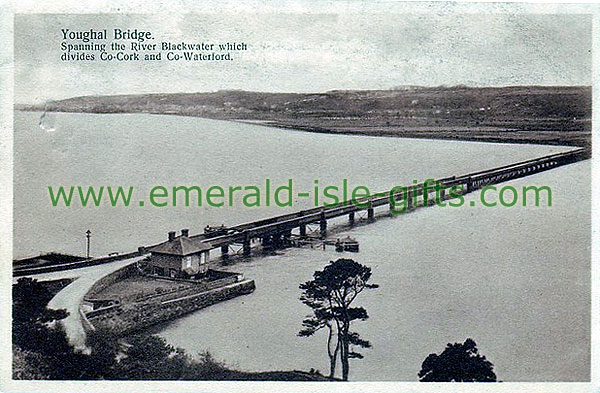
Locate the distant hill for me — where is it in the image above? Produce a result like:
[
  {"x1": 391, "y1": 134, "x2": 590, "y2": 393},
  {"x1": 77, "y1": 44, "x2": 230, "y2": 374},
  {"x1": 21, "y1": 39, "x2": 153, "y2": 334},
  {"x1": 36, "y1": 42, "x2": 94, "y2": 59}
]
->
[{"x1": 18, "y1": 86, "x2": 591, "y2": 146}]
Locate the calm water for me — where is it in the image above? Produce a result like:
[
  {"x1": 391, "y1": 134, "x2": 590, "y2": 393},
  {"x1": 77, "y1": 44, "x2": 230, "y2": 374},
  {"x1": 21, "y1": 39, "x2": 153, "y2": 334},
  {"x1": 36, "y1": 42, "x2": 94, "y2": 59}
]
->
[{"x1": 14, "y1": 111, "x2": 589, "y2": 381}]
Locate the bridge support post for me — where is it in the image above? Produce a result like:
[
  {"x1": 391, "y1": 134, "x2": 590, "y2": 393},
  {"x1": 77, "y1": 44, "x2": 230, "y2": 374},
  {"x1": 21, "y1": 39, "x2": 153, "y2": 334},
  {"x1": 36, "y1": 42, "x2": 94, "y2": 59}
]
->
[
  {"x1": 272, "y1": 233, "x2": 282, "y2": 249},
  {"x1": 466, "y1": 177, "x2": 473, "y2": 193},
  {"x1": 349, "y1": 211, "x2": 355, "y2": 226},
  {"x1": 407, "y1": 190, "x2": 413, "y2": 210},
  {"x1": 367, "y1": 199, "x2": 375, "y2": 221},
  {"x1": 282, "y1": 230, "x2": 291, "y2": 246},
  {"x1": 439, "y1": 187, "x2": 446, "y2": 203},
  {"x1": 221, "y1": 245, "x2": 229, "y2": 257},
  {"x1": 425, "y1": 190, "x2": 434, "y2": 206},
  {"x1": 243, "y1": 232, "x2": 251, "y2": 257},
  {"x1": 319, "y1": 210, "x2": 327, "y2": 238},
  {"x1": 299, "y1": 224, "x2": 306, "y2": 237},
  {"x1": 262, "y1": 235, "x2": 271, "y2": 249},
  {"x1": 389, "y1": 200, "x2": 395, "y2": 216}
]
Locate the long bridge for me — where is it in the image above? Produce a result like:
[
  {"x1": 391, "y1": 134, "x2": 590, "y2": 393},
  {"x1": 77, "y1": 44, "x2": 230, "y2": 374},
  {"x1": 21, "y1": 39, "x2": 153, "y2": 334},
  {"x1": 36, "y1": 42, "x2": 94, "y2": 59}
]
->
[{"x1": 143, "y1": 147, "x2": 590, "y2": 258}]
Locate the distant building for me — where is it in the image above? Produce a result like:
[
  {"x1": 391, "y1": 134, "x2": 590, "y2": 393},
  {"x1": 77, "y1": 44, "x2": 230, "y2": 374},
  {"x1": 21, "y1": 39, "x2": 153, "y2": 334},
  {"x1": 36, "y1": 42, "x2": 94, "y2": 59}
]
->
[{"x1": 148, "y1": 229, "x2": 211, "y2": 278}]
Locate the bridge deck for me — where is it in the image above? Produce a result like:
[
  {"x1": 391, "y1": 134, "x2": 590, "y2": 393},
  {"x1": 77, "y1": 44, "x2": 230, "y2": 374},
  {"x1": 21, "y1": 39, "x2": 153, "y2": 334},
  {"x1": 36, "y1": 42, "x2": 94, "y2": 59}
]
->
[{"x1": 147, "y1": 147, "x2": 590, "y2": 252}]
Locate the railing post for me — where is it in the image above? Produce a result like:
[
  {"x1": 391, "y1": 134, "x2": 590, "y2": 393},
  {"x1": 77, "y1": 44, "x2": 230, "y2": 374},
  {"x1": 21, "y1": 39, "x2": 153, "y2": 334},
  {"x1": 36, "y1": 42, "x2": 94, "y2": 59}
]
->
[
  {"x1": 349, "y1": 211, "x2": 355, "y2": 226},
  {"x1": 367, "y1": 199, "x2": 375, "y2": 221}
]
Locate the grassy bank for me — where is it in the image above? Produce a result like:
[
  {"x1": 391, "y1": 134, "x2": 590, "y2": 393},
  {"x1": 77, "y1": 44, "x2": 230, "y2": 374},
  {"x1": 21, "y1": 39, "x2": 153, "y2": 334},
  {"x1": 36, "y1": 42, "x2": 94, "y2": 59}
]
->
[{"x1": 12, "y1": 277, "x2": 329, "y2": 381}]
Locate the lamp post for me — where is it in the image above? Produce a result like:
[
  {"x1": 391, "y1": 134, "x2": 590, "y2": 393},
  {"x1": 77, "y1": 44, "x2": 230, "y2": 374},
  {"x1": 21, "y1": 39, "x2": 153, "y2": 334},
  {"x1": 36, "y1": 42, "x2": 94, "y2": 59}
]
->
[{"x1": 85, "y1": 229, "x2": 91, "y2": 259}]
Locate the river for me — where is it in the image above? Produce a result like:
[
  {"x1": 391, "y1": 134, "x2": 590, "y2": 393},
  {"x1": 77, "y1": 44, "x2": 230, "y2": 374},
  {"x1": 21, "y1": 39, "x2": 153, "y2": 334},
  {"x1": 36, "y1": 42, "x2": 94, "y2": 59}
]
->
[{"x1": 14, "y1": 111, "x2": 590, "y2": 381}]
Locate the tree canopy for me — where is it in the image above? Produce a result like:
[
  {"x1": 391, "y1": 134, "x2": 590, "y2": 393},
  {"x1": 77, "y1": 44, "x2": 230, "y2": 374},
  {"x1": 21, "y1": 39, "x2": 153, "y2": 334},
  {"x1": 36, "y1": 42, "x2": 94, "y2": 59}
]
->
[{"x1": 418, "y1": 338, "x2": 497, "y2": 382}]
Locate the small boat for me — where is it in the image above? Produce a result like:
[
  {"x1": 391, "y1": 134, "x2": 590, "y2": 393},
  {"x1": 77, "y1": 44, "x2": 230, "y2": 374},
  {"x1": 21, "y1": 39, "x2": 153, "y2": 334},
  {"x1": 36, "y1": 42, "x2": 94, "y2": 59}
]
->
[{"x1": 335, "y1": 236, "x2": 359, "y2": 252}]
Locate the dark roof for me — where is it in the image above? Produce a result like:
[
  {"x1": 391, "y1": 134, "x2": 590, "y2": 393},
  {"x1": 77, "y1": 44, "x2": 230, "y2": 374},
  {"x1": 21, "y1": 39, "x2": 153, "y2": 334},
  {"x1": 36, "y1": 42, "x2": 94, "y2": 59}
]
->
[{"x1": 149, "y1": 236, "x2": 212, "y2": 256}]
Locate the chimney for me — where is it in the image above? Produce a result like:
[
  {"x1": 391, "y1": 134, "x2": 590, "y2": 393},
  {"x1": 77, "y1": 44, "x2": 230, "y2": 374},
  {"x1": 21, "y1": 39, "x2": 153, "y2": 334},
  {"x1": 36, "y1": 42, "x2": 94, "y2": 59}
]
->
[
  {"x1": 181, "y1": 229, "x2": 189, "y2": 237},
  {"x1": 168, "y1": 231, "x2": 176, "y2": 241}
]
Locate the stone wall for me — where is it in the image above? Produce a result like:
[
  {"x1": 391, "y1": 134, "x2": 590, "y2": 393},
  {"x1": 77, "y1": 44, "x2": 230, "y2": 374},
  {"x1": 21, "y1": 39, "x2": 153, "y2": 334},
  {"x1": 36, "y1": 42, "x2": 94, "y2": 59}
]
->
[
  {"x1": 85, "y1": 263, "x2": 140, "y2": 298},
  {"x1": 132, "y1": 275, "x2": 239, "y2": 303},
  {"x1": 86, "y1": 279, "x2": 255, "y2": 336},
  {"x1": 81, "y1": 259, "x2": 255, "y2": 336},
  {"x1": 79, "y1": 305, "x2": 96, "y2": 332}
]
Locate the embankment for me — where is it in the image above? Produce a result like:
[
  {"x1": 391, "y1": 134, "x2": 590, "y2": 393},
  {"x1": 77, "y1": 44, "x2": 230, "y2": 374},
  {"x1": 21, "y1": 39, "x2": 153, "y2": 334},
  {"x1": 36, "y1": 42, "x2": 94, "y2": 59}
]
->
[
  {"x1": 14, "y1": 251, "x2": 143, "y2": 277},
  {"x1": 80, "y1": 263, "x2": 255, "y2": 336}
]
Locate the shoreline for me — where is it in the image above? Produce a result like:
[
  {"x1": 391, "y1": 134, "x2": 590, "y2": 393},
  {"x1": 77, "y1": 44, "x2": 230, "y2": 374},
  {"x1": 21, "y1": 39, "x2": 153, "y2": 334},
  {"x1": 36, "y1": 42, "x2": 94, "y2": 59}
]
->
[
  {"x1": 19, "y1": 108, "x2": 591, "y2": 148},
  {"x1": 233, "y1": 119, "x2": 590, "y2": 147}
]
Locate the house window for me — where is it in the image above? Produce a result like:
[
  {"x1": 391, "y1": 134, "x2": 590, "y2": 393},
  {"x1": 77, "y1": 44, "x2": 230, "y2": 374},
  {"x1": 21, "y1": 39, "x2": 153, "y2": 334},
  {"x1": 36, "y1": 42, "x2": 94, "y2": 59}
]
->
[
  {"x1": 184, "y1": 256, "x2": 192, "y2": 268},
  {"x1": 169, "y1": 268, "x2": 177, "y2": 278}
]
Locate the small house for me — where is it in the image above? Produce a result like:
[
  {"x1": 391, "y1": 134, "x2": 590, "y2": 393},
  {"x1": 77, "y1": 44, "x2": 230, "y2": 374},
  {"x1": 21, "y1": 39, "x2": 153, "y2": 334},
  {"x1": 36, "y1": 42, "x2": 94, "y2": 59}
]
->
[{"x1": 148, "y1": 229, "x2": 211, "y2": 278}]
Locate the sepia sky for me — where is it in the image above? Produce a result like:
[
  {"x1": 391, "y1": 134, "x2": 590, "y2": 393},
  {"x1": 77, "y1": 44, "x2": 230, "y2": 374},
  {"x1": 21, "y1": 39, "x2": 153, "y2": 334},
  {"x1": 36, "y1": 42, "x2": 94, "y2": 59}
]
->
[{"x1": 14, "y1": 12, "x2": 592, "y2": 103}]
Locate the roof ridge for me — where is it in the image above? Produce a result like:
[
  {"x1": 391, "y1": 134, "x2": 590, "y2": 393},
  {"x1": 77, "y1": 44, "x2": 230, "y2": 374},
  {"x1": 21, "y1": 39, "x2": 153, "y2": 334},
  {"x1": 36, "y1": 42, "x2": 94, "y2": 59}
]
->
[{"x1": 149, "y1": 235, "x2": 212, "y2": 256}]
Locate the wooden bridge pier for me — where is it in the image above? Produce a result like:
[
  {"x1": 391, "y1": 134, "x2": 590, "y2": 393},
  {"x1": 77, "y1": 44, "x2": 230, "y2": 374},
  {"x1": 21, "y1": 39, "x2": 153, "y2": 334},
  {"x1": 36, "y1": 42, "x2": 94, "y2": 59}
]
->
[
  {"x1": 367, "y1": 199, "x2": 375, "y2": 221},
  {"x1": 439, "y1": 187, "x2": 446, "y2": 201},
  {"x1": 158, "y1": 148, "x2": 589, "y2": 264},
  {"x1": 282, "y1": 229, "x2": 292, "y2": 246},
  {"x1": 466, "y1": 176, "x2": 473, "y2": 193},
  {"x1": 243, "y1": 231, "x2": 251, "y2": 257},
  {"x1": 221, "y1": 244, "x2": 229, "y2": 258},
  {"x1": 299, "y1": 223, "x2": 307, "y2": 237},
  {"x1": 261, "y1": 233, "x2": 280, "y2": 250},
  {"x1": 261, "y1": 234, "x2": 271, "y2": 248},
  {"x1": 320, "y1": 209, "x2": 327, "y2": 238},
  {"x1": 426, "y1": 188, "x2": 434, "y2": 205}
]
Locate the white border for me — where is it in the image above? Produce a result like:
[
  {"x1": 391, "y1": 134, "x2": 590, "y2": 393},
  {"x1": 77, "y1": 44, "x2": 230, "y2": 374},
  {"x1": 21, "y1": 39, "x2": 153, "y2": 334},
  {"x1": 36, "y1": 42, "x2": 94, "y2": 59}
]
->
[
  {"x1": 1, "y1": 1, "x2": 598, "y2": 392},
  {"x1": 0, "y1": 0, "x2": 14, "y2": 390}
]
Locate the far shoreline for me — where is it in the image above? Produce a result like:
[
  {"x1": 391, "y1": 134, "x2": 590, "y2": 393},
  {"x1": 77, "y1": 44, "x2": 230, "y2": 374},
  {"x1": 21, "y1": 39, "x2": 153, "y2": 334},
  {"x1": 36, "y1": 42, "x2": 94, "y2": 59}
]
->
[{"x1": 18, "y1": 107, "x2": 590, "y2": 148}]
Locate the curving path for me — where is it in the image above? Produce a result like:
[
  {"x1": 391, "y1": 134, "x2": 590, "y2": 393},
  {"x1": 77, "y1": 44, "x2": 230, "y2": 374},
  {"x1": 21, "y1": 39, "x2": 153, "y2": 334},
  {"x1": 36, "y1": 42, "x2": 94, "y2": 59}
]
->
[{"x1": 17, "y1": 255, "x2": 146, "y2": 349}]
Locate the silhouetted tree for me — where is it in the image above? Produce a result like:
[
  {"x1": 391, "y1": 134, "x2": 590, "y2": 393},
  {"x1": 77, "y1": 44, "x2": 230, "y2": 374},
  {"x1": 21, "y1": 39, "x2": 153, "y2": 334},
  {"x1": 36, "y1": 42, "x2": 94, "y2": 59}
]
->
[
  {"x1": 113, "y1": 334, "x2": 178, "y2": 380},
  {"x1": 13, "y1": 277, "x2": 67, "y2": 327},
  {"x1": 85, "y1": 329, "x2": 120, "y2": 377},
  {"x1": 299, "y1": 303, "x2": 339, "y2": 378},
  {"x1": 12, "y1": 278, "x2": 105, "y2": 379},
  {"x1": 418, "y1": 338, "x2": 497, "y2": 382},
  {"x1": 299, "y1": 258, "x2": 378, "y2": 380},
  {"x1": 112, "y1": 334, "x2": 230, "y2": 380}
]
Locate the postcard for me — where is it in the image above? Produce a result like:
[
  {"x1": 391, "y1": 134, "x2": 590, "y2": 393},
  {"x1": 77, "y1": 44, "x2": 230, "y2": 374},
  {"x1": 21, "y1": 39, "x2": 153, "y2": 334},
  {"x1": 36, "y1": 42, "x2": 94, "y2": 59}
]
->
[{"x1": 1, "y1": 1, "x2": 597, "y2": 392}]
